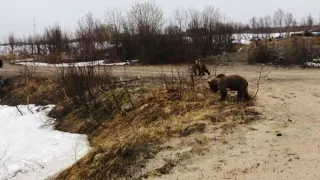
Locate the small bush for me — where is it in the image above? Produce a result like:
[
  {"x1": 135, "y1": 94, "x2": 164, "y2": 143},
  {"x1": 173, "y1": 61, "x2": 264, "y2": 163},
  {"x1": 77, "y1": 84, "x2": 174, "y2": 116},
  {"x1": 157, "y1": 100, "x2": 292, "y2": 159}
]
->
[{"x1": 247, "y1": 43, "x2": 277, "y2": 64}]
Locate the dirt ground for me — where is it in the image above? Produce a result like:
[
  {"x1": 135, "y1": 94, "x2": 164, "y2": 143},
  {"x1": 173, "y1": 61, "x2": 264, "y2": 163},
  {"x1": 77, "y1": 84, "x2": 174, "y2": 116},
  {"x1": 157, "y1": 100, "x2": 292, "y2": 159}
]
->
[
  {"x1": 1, "y1": 62, "x2": 320, "y2": 179},
  {"x1": 141, "y1": 66, "x2": 320, "y2": 180}
]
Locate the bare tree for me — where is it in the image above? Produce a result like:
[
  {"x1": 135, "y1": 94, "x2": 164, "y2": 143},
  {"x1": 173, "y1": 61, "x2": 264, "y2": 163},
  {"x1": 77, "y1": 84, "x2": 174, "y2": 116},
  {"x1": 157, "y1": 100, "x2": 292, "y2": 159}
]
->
[
  {"x1": 127, "y1": 0, "x2": 164, "y2": 34},
  {"x1": 292, "y1": 19, "x2": 298, "y2": 32},
  {"x1": 258, "y1": 17, "x2": 265, "y2": 30},
  {"x1": 249, "y1": 16, "x2": 257, "y2": 34},
  {"x1": 264, "y1": 15, "x2": 272, "y2": 27},
  {"x1": 307, "y1": 14, "x2": 314, "y2": 28},
  {"x1": 174, "y1": 6, "x2": 189, "y2": 32},
  {"x1": 284, "y1": 12, "x2": 293, "y2": 35},
  {"x1": 273, "y1": 8, "x2": 284, "y2": 35},
  {"x1": 75, "y1": 12, "x2": 99, "y2": 61},
  {"x1": 27, "y1": 35, "x2": 35, "y2": 55},
  {"x1": 188, "y1": 8, "x2": 201, "y2": 30},
  {"x1": 264, "y1": 15, "x2": 273, "y2": 38},
  {"x1": 43, "y1": 24, "x2": 65, "y2": 54},
  {"x1": 300, "y1": 18, "x2": 307, "y2": 27},
  {"x1": 8, "y1": 33, "x2": 15, "y2": 54},
  {"x1": 123, "y1": 0, "x2": 165, "y2": 64},
  {"x1": 105, "y1": 8, "x2": 123, "y2": 60}
]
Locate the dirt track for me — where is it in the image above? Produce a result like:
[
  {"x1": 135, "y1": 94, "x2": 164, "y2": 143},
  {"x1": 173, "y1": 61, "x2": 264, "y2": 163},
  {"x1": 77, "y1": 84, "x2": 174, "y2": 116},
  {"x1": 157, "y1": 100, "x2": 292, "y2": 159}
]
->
[
  {"x1": 2, "y1": 62, "x2": 320, "y2": 179},
  {"x1": 133, "y1": 65, "x2": 320, "y2": 180}
]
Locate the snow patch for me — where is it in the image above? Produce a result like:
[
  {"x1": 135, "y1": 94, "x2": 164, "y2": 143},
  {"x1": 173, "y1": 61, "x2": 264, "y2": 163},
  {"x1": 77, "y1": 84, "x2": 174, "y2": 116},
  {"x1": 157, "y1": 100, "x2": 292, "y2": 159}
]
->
[
  {"x1": 0, "y1": 104, "x2": 90, "y2": 180},
  {"x1": 14, "y1": 60, "x2": 139, "y2": 67},
  {"x1": 304, "y1": 59, "x2": 320, "y2": 67}
]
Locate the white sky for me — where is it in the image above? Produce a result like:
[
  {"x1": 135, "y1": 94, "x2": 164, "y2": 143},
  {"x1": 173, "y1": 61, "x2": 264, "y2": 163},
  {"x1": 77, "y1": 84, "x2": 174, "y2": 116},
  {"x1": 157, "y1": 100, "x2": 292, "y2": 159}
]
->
[{"x1": 0, "y1": 0, "x2": 319, "y2": 41}]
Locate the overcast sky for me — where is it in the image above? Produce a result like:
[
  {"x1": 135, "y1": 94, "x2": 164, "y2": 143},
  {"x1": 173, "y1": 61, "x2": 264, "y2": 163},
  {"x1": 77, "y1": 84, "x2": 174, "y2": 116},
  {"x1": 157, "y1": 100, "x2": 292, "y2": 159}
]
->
[{"x1": 1, "y1": 0, "x2": 319, "y2": 41}]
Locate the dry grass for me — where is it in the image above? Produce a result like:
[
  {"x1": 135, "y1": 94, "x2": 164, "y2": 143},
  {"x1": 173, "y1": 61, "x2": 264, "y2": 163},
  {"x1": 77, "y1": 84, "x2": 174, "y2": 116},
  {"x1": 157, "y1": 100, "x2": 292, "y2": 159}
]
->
[
  {"x1": 52, "y1": 83, "x2": 259, "y2": 180},
  {"x1": 0, "y1": 76, "x2": 61, "y2": 106},
  {"x1": 0, "y1": 72, "x2": 260, "y2": 180}
]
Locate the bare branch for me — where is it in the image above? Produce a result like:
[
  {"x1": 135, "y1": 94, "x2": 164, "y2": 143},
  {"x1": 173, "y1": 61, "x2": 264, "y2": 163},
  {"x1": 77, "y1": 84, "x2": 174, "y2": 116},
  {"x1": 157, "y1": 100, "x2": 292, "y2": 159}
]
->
[{"x1": 16, "y1": 106, "x2": 23, "y2": 116}]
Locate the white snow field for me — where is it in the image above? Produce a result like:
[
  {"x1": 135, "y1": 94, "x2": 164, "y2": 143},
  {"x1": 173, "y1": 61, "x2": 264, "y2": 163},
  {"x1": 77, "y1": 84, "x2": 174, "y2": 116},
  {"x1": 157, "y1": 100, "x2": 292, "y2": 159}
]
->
[{"x1": 0, "y1": 105, "x2": 90, "y2": 180}]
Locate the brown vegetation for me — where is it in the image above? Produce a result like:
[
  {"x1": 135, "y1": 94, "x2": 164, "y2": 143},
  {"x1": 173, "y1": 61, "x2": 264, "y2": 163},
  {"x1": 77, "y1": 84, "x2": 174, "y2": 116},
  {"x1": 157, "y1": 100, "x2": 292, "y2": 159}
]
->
[
  {"x1": 0, "y1": 62, "x2": 259, "y2": 179},
  {"x1": 247, "y1": 37, "x2": 320, "y2": 65}
]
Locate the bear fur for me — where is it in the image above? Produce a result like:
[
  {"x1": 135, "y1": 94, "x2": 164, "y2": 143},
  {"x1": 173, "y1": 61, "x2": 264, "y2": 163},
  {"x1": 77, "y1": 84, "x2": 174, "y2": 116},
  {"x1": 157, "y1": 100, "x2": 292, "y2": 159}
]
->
[
  {"x1": 193, "y1": 59, "x2": 210, "y2": 76},
  {"x1": 208, "y1": 73, "x2": 250, "y2": 101}
]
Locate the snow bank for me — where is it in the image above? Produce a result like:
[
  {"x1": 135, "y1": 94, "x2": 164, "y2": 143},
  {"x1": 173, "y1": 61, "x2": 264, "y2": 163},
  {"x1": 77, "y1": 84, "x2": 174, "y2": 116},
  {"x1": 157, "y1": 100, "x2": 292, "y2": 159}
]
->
[
  {"x1": 232, "y1": 32, "x2": 297, "y2": 45},
  {"x1": 0, "y1": 105, "x2": 90, "y2": 180},
  {"x1": 305, "y1": 59, "x2": 320, "y2": 67},
  {"x1": 14, "y1": 60, "x2": 138, "y2": 67}
]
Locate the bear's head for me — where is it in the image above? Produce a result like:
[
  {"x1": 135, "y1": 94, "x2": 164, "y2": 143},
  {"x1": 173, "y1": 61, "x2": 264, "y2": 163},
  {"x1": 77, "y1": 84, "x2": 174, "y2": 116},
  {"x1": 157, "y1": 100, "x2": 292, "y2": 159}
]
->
[{"x1": 208, "y1": 78, "x2": 220, "y2": 93}]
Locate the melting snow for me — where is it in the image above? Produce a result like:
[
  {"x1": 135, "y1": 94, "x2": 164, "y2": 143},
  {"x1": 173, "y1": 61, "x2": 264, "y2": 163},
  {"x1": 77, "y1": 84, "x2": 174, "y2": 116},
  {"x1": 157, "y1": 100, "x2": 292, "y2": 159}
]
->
[{"x1": 0, "y1": 105, "x2": 90, "y2": 180}]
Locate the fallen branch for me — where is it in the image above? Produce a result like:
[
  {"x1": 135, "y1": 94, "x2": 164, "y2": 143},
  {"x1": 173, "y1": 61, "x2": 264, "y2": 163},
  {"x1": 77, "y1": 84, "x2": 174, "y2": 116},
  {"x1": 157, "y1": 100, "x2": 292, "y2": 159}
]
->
[
  {"x1": 27, "y1": 105, "x2": 34, "y2": 114},
  {"x1": 16, "y1": 106, "x2": 23, "y2": 116},
  {"x1": 62, "y1": 87, "x2": 71, "y2": 102}
]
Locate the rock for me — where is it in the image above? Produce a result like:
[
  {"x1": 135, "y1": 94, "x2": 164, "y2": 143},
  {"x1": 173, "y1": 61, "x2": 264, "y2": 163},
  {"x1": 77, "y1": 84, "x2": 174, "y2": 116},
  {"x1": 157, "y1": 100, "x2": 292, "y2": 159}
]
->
[
  {"x1": 276, "y1": 132, "x2": 282, "y2": 136},
  {"x1": 121, "y1": 103, "x2": 133, "y2": 112},
  {"x1": 41, "y1": 99, "x2": 50, "y2": 106}
]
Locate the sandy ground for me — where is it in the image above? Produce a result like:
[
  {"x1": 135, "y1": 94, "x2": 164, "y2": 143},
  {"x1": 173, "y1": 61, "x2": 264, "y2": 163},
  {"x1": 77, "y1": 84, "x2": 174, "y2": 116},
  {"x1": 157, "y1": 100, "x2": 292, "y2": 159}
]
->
[
  {"x1": 1, "y1": 62, "x2": 320, "y2": 179},
  {"x1": 140, "y1": 66, "x2": 320, "y2": 180}
]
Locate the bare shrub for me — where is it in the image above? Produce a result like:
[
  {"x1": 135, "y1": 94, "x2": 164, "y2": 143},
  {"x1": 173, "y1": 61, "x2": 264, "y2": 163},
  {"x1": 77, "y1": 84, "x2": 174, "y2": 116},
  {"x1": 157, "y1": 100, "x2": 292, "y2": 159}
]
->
[
  {"x1": 55, "y1": 62, "x2": 141, "y2": 129},
  {"x1": 160, "y1": 64, "x2": 204, "y2": 101},
  {"x1": 247, "y1": 37, "x2": 320, "y2": 66},
  {"x1": 8, "y1": 33, "x2": 15, "y2": 54},
  {"x1": 73, "y1": 13, "x2": 109, "y2": 62},
  {"x1": 284, "y1": 37, "x2": 320, "y2": 65},
  {"x1": 247, "y1": 42, "x2": 277, "y2": 64},
  {"x1": 18, "y1": 64, "x2": 38, "y2": 83},
  {"x1": 18, "y1": 64, "x2": 39, "y2": 105}
]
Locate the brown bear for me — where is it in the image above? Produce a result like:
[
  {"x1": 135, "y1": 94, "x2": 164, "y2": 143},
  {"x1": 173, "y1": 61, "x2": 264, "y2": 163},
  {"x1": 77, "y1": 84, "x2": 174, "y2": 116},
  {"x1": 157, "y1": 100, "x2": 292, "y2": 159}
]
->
[
  {"x1": 208, "y1": 73, "x2": 250, "y2": 101},
  {"x1": 193, "y1": 59, "x2": 210, "y2": 76}
]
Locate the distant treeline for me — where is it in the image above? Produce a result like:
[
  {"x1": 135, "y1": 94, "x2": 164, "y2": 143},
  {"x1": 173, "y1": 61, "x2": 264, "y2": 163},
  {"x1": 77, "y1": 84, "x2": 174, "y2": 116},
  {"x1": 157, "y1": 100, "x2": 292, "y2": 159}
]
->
[{"x1": 1, "y1": 2, "x2": 320, "y2": 65}]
